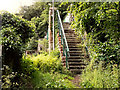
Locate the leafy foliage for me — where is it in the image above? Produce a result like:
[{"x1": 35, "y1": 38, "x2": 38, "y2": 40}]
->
[
  {"x1": 19, "y1": 2, "x2": 70, "y2": 38},
  {"x1": 62, "y1": 2, "x2": 120, "y2": 88},
  {"x1": 81, "y1": 61, "x2": 119, "y2": 88},
  {"x1": 32, "y1": 71, "x2": 76, "y2": 88},
  {"x1": 21, "y1": 49, "x2": 76, "y2": 88},
  {"x1": 21, "y1": 48, "x2": 61, "y2": 74},
  {"x1": 2, "y1": 65, "x2": 32, "y2": 88},
  {"x1": 67, "y1": 2, "x2": 120, "y2": 64},
  {"x1": 1, "y1": 12, "x2": 35, "y2": 70}
]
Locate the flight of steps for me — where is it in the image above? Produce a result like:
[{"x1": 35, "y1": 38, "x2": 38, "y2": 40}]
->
[{"x1": 58, "y1": 22, "x2": 86, "y2": 74}]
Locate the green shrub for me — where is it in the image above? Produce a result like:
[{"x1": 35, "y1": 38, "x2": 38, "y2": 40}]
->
[
  {"x1": 21, "y1": 54, "x2": 62, "y2": 73},
  {"x1": 1, "y1": 12, "x2": 35, "y2": 71},
  {"x1": 21, "y1": 49, "x2": 76, "y2": 88},
  {"x1": 81, "y1": 61, "x2": 119, "y2": 88},
  {"x1": 2, "y1": 65, "x2": 32, "y2": 88}
]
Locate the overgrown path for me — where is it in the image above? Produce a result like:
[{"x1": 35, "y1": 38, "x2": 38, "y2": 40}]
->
[{"x1": 70, "y1": 74, "x2": 81, "y2": 88}]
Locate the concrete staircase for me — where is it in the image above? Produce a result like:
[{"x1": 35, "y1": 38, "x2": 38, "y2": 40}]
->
[{"x1": 58, "y1": 22, "x2": 86, "y2": 74}]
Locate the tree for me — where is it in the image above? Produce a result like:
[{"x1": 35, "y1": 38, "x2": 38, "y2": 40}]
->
[
  {"x1": 1, "y1": 12, "x2": 35, "y2": 71},
  {"x1": 19, "y1": 2, "x2": 70, "y2": 37},
  {"x1": 66, "y1": 2, "x2": 120, "y2": 64},
  {"x1": 19, "y1": 2, "x2": 48, "y2": 20}
]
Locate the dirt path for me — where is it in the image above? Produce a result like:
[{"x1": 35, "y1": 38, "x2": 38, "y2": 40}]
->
[{"x1": 70, "y1": 74, "x2": 81, "y2": 88}]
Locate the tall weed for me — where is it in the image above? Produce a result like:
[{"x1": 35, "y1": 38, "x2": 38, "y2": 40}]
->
[{"x1": 81, "y1": 61, "x2": 119, "y2": 88}]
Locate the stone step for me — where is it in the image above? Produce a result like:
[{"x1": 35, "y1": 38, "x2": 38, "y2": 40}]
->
[
  {"x1": 64, "y1": 28, "x2": 75, "y2": 31},
  {"x1": 68, "y1": 59, "x2": 85, "y2": 62},
  {"x1": 67, "y1": 41, "x2": 81, "y2": 43},
  {"x1": 69, "y1": 69, "x2": 83, "y2": 74},
  {"x1": 69, "y1": 48, "x2": 82, "y2": 51},
  {"x1": 68, "y1": 62, "x2": 85, "y2": 65},
  {"x1": 63, "y1": 22, "x2": 71, "y2": 27},
  {"x1": 65, "y1": 35, "x2": 76, "y2": 37},
  {"x1": 66, "y1": 37, "x2": 77, "y2": 39},
  {"x1": 68, "y1": 56, "x2": 84, "y2": 59},
  {"x1": 68, "y1": 44, "x2": 80, "y2": 47},
  {"x1": 68, "y1": 46, "x2": 80, "y2": 48},
  {"x1": 63, "y1": 25, "x2": 70, "y2": 29},
  {"x1": 64, "y1": 29, "x2": 75, "y2": 33},
  {"x1": 69, "y1": 51, "x2": 82, "y2": 54},
  {"x1": 70, "y1": 54, "x2": 84, "y2": 56},
  {"x1": 65, "y1": 34, "x2": 76, "y2": 37},
  {"x1": 65, "y1": 31, "x2": 77, "y2": 34},
  {"x1": 64, "y1": 31, "x2": 76, "y2": 33},
  {"x1": 69, "y1": 65, "x2": 86, "y2": 69},
  {"x1": 67, "y1": 39, "x2": 78, "y2": 41},
  {"x1": 69, "y1": 52, "x2": 84, "y2": 56}
]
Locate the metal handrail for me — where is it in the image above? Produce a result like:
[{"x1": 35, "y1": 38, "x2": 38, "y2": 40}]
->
[
  {"x1": 57, "y1": 10, "x2": 70, "y2": 68},
  {"x1": 81, "y1": 34, "x2": 89, "y2": 57},
  {"x1": 57, "y1": 10, "x2": 70, "y2": 54}
]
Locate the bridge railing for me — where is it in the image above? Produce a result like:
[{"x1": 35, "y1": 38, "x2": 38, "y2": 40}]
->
[{"x1": 56, "y1": 10, "x2": 70, "y2": 69}]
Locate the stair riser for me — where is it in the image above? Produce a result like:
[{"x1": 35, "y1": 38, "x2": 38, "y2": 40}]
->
[
  {"x1": 69, "y1": 67, "x2": 85, "y2": 69},
  {"x1": 69, "y1": 49, "x2": 82, "y2": 51},
  {"x1": 69, "y1": 51, "x2": 83, "y2": 53},
  {"x1": 70, "y1": 71, "x2": 82, "y2": 74},
  {"x1": 69, "y1": 69, "x2": 83, "y2": 73},
  {"x1": 63, "y1": 23, "x2": 70, "y2": 28},
  {"x1": 67, "y1": 40, "x2": 80, "y2": 42},
  {"x1": 69, "y1": 63, "x2": 85, "y2": 65},
  {"x1": 65, "y1": 34, "x2": 77, "y2": 37},
  {"x1": 68, "y1": 57, "x2": 84, "y2": 59},
  {"x1": 70, "y1": 54, "x2": 84, "y2": 56},
  {"x1": 68, "y1": 60, "x2": 84, "y2": 62},
  {"x1": 65, "y1": 33, "x2": 76, "y2": 35},
  {"x1": 66, "y1": 37, "x2": 77, "y2": 39},
  {"x1": 64, "y1": 31, "x2": 75, "y2": 34},
  {"x1": 67, "y1": 42, "x2": 81, "y2": 43}
]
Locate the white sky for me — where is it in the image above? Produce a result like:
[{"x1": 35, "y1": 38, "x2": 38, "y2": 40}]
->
[{"x1": 0, "y1": 0, "x2": 34, "y2": 13}]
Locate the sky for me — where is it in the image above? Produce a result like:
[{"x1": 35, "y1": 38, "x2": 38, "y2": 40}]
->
[{"x1": 0, "y1": 0, "x2": 34, "y2": 13}]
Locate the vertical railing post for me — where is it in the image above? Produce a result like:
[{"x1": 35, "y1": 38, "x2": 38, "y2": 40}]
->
[
  {"x1": 63, "y1": 38, "x2": 65, "y2": 56},
  {"x1": 66, "y1": 49, "x2": 68, "y2": 68},
  {"x1": 61, "y1": 31, "x2": 63, "y2": 45}
]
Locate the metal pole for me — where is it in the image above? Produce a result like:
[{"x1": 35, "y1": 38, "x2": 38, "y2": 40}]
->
[
  {"x1": 52, "y1": 0, "x2": 55, "y2": 50},
  {"x1": 49, "y1": 9, "x2": 51, "y2": 54}
]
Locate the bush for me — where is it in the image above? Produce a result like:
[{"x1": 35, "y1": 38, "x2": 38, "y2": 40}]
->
[
  {"x1": 81, "y1": 61, "x2": 119, "y2": 88},
  {"x1": 21, "y1": 49, "x2": 76, "y2": 88},
  {"x1": 1, "y1": 12, "x2": 35, "y2": 71},
  {"x1": 21, "y1": 53, "x2": 62, "y2": 74},
  {"x1": 2, "y1": 65, "x2": 32, "y2": 88}
]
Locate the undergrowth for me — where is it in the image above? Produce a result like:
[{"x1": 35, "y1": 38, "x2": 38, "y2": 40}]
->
[
  {"x1": 20, "y1": 49, "x2": 76, "y2": 88},
  {"x1": 80, "y1": 60, "x2": 119, "y2": 88}
]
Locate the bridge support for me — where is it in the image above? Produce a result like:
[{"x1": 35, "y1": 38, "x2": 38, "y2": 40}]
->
[
  {"x1": 49, "y1": 9, "x2": 52, "y2": 54},
  {"x1": 48, "y1": 7, "x2": 57, "y2": 54}
]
